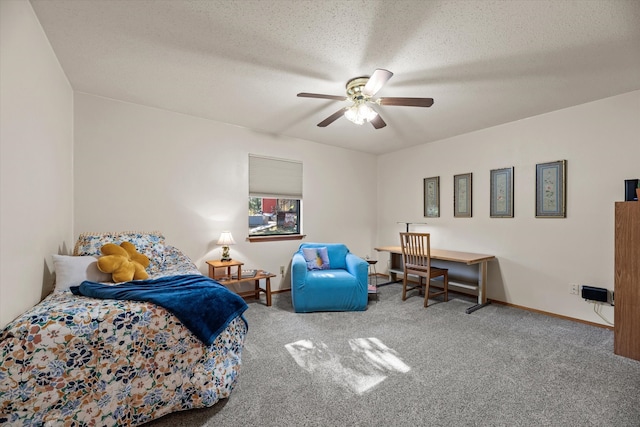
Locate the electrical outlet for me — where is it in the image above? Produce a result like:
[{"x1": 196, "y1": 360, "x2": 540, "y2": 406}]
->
[
  {"x1": 280, "y1": 265, "x2": 285, "y2": 275},
  {"x1": 569, "y1": 284, "x2": 579, "y2": 295}
]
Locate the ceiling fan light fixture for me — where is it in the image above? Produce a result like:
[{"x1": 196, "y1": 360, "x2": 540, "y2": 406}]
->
[
  {"x1": 298, "y1": 68, "x2": 433, "y2": 129},
  {"x1": 344, "y1": 101, "x2": 378, "y2": 125}
]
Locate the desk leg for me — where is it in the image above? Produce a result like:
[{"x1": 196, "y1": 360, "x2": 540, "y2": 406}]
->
[{"x1": 465, "y1": 261, "x2": 491, "y2": 314}]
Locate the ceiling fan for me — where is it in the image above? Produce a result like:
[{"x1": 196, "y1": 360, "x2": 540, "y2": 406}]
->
[{"x1": 297, "y1": 69, "x2": 434, "y2": 129}]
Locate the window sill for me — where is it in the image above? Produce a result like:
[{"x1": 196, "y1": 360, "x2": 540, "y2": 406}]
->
[{"x1": 247, "y1": 234, "x2": 306, "y2": 243}]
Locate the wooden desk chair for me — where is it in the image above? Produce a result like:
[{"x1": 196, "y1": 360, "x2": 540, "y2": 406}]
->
[{"x1": 399, "y1": 232, "x2": 449, "y2": 307}]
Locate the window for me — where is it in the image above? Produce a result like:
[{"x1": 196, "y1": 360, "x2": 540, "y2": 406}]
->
[{"x1": 248, "y1": 154, "x2": 302, "y2": 239}]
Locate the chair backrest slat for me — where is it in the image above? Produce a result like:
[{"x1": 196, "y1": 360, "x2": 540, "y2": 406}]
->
[{"x1": 399, "y1": 232, "x2": 431, "y2": 271}]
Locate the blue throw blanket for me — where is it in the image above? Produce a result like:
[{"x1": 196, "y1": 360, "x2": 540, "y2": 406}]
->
[{"x1": 70, "y1": 274, "x2": 248, "y2": 346}]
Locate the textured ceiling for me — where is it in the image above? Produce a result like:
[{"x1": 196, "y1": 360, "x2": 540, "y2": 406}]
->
[{"x1": 30, "y1": 0, "x2": 640, "y2": 155}]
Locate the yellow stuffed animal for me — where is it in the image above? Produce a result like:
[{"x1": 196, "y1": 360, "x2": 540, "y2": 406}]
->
[{"x1": 97, "y1": 241, "x2": 150, "y2": 282}]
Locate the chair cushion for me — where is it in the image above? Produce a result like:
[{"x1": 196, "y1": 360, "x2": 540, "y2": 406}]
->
[
  {"x1": 302, "y1": 247, "x2": 330, "y2": 270},
  {"x1": 306, "y1": 269, "x2": 357, "y2": 288}
]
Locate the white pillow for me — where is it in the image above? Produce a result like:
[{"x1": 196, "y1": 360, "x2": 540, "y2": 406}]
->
[{"x1": 52, "y1": 255, "x2": 112, "y2": 291}]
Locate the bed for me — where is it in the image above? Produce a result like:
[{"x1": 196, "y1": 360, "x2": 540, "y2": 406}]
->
[{"x1": 0, "y1": 231, "x2": 248, "y2": 426}]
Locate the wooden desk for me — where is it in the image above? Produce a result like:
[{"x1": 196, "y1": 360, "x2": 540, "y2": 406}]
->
[{"x1": 375, "y1": 246, "x2": 495, "y2": 313}]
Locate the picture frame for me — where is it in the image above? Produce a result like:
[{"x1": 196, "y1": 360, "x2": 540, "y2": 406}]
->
[
  {"x1": 423, "y1": 176, "x2": 440, "y2": 217},
  {"x1": 454, "y1": 173, "x2": 472, "y2": 217},
  {"x1": 536, "y1": 160, "x2": 566, "y2": 218},
  {"x1": 490, "y1": 167, "x2": 514, "y2": 218}
]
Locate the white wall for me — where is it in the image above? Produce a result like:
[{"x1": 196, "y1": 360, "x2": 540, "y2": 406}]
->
[
  {"x1": 377, "y1": 90, "x2": 640, "y2": 325},
  {"x1": 2, "y1": 1, "x2": 636, "y2": 329},
  {"x1": 73, "y1": 93, "x2": 378, "y2": 292},
  {"x1": 0, "y1": 0, "x2": 74, "y2": 328}
]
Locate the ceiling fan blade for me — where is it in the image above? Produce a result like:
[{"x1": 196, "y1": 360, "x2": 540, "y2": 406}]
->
[
  {"x1": 370, "y1": 113, "x2": 386, "y2": 129},
  {"x1": 317, "y1": 108, "x2": 347, "y2": 127},
  {"x1": 297, "y1": 92, "x2": 347, "y2": 101},
  {"x1": 378, "y1": 97, "x2": 434, "y2": 107},
  {"x1": 363, "y1": 69, "x2": 393, "y2": 97}
]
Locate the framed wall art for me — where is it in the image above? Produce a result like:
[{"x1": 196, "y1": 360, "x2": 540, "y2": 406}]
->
[
  {"x1": 423, "y1": 176, "x2": 440, "y2": 217},
  {"x1": 454, "y1": 173, "x2": 472, "y2": 218},
  {"x1": 490, "y1": 167, "x2": 514, "y2": 218},
  {"x1": 536, "y1": 160, "x2": 566, "y2": 218}
]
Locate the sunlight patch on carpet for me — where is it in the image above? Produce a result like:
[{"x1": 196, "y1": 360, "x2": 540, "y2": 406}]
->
[
  {"x1": 348, "y1": 337, "x2": 411, "y2": 373},
  {"x1": 285, "y1": 338, "x2": 410, "y2": 394}
]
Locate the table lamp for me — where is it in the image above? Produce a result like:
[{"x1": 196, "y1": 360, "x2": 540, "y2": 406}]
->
[{"x1": 217, "y1": 231, "x2": 236, "y2": 261}]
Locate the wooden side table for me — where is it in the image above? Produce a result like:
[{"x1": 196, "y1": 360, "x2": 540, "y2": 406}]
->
[
  {"x1": 206, "y1": 260, "x2": 276, "y2": 306},
  {"x1": 206, "y1": 260, "x2": 243, "y2": 281},
  {"x1": 235, "y1": 270, "x2": 276, "y2": 306},
  {"x1": 367, "y1": 259, "x2": 378, "y2": 299}
]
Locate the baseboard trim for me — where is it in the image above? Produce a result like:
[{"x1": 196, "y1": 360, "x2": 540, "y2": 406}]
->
[
  {"x1": 490, "y1": 299, "x2": 614, "y2": 330},
  {"x1": 271, "y1": 283, "x2": 612, "y2": 330}
]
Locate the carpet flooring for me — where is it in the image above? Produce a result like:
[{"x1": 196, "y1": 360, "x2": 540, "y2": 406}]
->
[{"x1": 147, "y1": 283, "x2": 640, "y2": 427}]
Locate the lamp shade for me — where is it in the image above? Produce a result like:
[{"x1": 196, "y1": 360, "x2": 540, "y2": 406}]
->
[{"x1": 217, "y1": 231, "x2": 236, "y2": 246}]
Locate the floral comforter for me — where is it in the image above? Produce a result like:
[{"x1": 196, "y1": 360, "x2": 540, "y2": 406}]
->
[{"x1": 0, "y1": 246, "x2": 248, "y2": 426}]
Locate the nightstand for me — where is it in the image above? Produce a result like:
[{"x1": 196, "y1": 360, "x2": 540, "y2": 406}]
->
[
  {"x1": 206, "y1": 260, "x2": 276, "y2": 306},
  {"x1": 206, "y1": 259, "x2": 243, "y2": 281}
]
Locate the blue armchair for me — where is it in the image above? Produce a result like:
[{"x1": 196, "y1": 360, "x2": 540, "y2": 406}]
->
[{"x1": 291, "y1": 243, "x2": 368, "y2": 313}]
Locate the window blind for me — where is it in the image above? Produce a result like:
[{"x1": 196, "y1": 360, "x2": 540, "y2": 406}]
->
[{"x1": 249, "y1": 154, "x2": 303, "y2": 198}]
